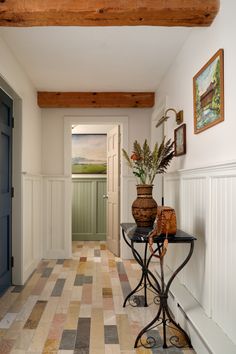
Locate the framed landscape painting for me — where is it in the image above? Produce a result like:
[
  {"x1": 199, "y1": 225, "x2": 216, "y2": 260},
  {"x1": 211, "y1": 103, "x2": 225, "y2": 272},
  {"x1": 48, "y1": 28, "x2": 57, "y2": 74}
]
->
[
  {"x1": 72, "y1": 134, "x2": 107, "y2": 174},
  {"x1": 193, "y1": 49, "x2": 224, "y2": 134}
]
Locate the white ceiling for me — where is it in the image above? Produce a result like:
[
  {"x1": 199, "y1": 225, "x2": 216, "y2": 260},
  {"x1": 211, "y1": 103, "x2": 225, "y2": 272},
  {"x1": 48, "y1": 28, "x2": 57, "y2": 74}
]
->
[{"x1": 0, "y1": 26, "x2": 191, "y2": 92}]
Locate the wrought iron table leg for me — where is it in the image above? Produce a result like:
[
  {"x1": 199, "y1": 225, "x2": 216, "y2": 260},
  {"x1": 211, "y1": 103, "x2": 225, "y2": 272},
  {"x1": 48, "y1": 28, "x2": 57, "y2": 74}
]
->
[
  {"x1": 143, "y1": 242, "x2": 148, "y2": 306},
  {"x1": 134, "y1": 240, "x2": 194, "y2": 349},
  {"x1": 123, "y1": 268, "x2": 145, "y2": 307},
  {"x1": 122, "y1": 229, "x2": 160, "y2": 307},
  {"x1": 134, "y1": 304, "x2": 162, "y2": 348}
]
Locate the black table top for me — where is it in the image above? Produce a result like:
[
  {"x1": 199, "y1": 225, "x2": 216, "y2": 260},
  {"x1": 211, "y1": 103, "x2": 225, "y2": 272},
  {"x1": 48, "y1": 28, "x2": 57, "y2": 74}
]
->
[{"x1": 121, "y1": 223, "x2": 196, "y2": 243}]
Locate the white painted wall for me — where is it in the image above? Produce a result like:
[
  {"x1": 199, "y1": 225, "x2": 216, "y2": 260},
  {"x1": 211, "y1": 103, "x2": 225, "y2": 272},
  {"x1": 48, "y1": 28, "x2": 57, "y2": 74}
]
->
[
  {"x1": 151, "y1": 0, "x2": 236, "y2": 351},
  {"x1": 0, "y1": 36, "x2": 42, "y2": 173},
  {"x1": 42, "y1": 108, "x2": 151, "y2": 175},
  {"x1": 0, "y1": 35, "x2": 42, "y2": 284},
  {"x1": 41, "y1": 108, "x2": 151, "y2": 258},
  {"x1": 155, "y1": 0, "x2": 236, "y2": 172}
]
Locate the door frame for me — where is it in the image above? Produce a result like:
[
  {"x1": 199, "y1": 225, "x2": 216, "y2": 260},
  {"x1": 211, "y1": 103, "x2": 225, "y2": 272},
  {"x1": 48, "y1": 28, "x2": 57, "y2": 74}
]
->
[
  {"x1": 64, "y1": 116, "x2": 129, "y2": 257},
  {"x1": 0, "y1": 76, "x2": 23, "y2": 285}
]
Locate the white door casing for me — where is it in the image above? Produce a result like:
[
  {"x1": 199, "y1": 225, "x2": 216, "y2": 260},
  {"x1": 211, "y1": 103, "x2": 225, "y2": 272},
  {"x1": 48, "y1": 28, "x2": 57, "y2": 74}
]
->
[
  {"x1": 63, "y1": 116, "x2": 128, "y2": 258},
  {"x1": 107, "y1": 125, "x2": 120, "y2": 256}
]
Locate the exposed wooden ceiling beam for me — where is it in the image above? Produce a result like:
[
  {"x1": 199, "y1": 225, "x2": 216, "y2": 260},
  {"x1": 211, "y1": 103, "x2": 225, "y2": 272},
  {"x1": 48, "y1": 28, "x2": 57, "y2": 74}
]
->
[
  {"x1": 0, "y1": 1, "x2": 220, "y2": 27},
  {"x1": 37, "y1": 92, "x2": 155, "y2": 108}
]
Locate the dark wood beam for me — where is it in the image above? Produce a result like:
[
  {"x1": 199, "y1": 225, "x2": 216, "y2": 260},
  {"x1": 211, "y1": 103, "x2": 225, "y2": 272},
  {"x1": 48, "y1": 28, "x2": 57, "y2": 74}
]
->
[
  {"x1": 0, "y1": 1, "x2": 220, "y2": 27},
  {"x1": 37, "y1": 92, "x2": 155, "y2": 108}
]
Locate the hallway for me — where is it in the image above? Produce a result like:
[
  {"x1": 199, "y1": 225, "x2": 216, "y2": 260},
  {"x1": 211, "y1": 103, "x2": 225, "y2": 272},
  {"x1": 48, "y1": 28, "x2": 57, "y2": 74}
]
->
[{"x1": 0, "y1": 242, "x2": 195, "y2": 354}]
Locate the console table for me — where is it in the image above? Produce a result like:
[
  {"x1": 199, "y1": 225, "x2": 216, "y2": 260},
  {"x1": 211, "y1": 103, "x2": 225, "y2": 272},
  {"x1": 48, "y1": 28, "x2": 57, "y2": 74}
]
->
[{"x1": 121, "y1": 223, "x2": 196, "y2": 349}]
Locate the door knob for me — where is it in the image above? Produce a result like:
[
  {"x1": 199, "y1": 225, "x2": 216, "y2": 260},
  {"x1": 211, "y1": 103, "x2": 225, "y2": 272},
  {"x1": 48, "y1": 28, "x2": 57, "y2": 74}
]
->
[{"x1": 103, "y1": 194, "x2": 108, "y2": 199}]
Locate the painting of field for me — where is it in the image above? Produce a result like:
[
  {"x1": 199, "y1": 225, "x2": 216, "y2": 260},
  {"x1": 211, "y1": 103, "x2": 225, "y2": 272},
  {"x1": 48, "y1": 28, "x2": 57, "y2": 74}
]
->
[{"x1": 72, "y1": 134, "x2": 107, "y2": 174}]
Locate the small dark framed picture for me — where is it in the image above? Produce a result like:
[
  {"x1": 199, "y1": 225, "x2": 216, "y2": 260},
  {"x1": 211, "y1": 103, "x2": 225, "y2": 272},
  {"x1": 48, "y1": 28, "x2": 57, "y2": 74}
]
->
[{"x1": 174, "y1": 124, "x2": 186, "y2": 156}]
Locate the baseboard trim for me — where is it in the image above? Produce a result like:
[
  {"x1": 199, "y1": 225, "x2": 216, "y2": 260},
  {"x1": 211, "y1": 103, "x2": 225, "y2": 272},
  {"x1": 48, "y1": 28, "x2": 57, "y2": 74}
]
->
[{"x1": 23, "y1": 259, "x2": 40, "y2": 285}]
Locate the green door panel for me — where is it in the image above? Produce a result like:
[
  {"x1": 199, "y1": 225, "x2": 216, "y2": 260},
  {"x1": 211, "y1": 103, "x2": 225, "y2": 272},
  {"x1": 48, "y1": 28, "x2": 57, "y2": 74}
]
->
[{"x1": 72, "y1": 178, "x2": 106, "y2": 241}]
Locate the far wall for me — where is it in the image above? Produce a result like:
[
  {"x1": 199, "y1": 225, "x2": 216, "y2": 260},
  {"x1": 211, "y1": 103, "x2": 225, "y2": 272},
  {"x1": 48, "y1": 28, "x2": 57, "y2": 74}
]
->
[
  {"x1": 42, "y1": 108, "x2": 151, "y2": 176},
  {"x1": 41, "y1": 108, "x2": 152, "y2": 258}
]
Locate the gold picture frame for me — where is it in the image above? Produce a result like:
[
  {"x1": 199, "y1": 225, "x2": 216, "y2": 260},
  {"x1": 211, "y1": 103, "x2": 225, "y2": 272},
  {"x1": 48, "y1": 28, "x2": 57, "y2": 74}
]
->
[{"x1": 193, "y1": 49, "x2": 224, "y2": 134}]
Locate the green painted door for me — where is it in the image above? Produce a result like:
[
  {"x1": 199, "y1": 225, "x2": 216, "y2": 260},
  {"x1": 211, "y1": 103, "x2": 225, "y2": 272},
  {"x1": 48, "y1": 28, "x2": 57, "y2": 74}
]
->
[{"x1": 72, "y1": 178, "x2": 106, "y2": 241}]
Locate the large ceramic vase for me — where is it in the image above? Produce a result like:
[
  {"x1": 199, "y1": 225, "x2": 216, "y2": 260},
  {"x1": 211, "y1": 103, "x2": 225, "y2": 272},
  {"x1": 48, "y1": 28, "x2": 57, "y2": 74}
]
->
[{"x1": 132, "y1": 184, "x2": 157, "y2": 227}]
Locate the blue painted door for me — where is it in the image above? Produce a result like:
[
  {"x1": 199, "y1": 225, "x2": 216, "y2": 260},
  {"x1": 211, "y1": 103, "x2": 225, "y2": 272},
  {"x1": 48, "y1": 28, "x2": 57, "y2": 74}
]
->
[{"x1": 0, "y1": 88, "x2": 13, "y2": 295}]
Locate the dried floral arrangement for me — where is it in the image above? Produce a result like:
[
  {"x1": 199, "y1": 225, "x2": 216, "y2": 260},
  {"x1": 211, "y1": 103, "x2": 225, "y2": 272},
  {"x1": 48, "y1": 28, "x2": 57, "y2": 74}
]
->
[{"x1": 122, "y1": 137, "x2": 174, "y2": 185}]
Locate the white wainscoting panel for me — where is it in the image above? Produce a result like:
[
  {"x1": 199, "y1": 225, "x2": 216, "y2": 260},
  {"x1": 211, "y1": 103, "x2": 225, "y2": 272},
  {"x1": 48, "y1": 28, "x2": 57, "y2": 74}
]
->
[
  {"x1": 22, "y1": 174, "x2": 42, "y2": 283},
  {"x1": 43, "y1": 176, "x2": 71, "y2": 259},
  {"x1": 181, "y1": 176, "x2": 210, "y2": 314},
  {"x1": 165, "y1": 173, "x2": 211, "y2": 314},
  {"x1": 164, "y1": 162, "x2": 236, "y2": 350},
  {"x1": 164, "y1": 176, "x2": 185, "y2": 283},
  {"x1": 165, "y1": 175, "x2": 180, "y2": 220},
  {"x1": 211, "y1": 175, "x2": 236, "y2": 344}
]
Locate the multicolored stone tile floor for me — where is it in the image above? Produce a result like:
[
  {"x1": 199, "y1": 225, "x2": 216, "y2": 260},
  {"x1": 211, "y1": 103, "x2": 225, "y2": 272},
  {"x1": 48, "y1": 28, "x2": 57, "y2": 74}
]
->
[{"x1": 0, "y1": 242, "x2": 196, "y2": 354}]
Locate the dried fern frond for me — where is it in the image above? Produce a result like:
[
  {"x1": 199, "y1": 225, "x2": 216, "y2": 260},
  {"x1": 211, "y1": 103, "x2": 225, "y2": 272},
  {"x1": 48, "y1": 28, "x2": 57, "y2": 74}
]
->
[
  {"x1": 122, "y1": 137, "x2": 174, "y2": 185},
  {"x1": 122, "y1": 149, "x2": 133, "y2": 169}
]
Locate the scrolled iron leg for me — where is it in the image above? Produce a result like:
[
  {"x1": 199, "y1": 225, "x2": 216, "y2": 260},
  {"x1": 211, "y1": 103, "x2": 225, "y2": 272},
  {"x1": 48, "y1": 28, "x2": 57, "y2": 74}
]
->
[
  {"x1": 134, "y1": 305, "x2": 162, "y2": 348},
  {"x1": 134, "y1": 240, "x2": 195, "y2": 349},
  {"x1": 122, "y1": 228, "x2": 160, "y2": 307},
  {"x1": 165, "y1": 306, "x2": 192, "y2": 348},
  {"x1": 162, "y1": 240, "x2": 194, "y2": 348},
  {"x1": 122, "y1": 231, "x2": 150, "y2": 307}
]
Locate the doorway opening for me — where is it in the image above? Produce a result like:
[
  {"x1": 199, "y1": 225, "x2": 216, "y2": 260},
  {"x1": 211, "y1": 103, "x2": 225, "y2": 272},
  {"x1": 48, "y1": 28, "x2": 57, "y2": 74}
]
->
[
  {"x1": 71, "y1": 125, "x2": 110, "y2": 242},
  {"x1": 65, "y1": 122, "x2": 121, "y2": 256}
]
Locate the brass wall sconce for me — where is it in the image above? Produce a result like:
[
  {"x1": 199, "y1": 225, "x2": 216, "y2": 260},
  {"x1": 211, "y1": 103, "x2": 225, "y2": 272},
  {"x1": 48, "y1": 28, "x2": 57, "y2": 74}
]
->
[{"x1": 155, "y1": 108, "x2": 184, "y2": 128}]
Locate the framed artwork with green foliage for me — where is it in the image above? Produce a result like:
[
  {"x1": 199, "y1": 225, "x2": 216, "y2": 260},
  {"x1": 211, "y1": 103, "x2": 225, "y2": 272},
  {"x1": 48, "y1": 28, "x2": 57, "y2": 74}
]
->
[{"x1": 193, "y1": 49, "x2": 224, "y2": 134}]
